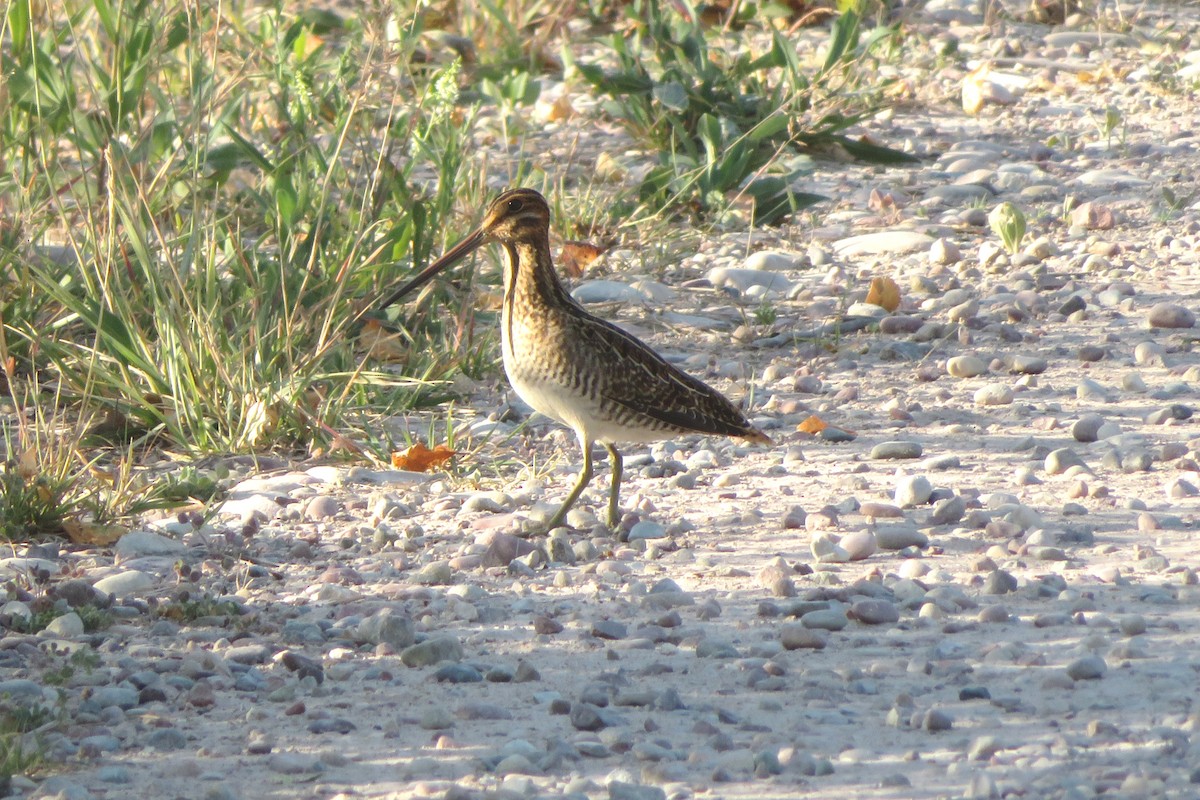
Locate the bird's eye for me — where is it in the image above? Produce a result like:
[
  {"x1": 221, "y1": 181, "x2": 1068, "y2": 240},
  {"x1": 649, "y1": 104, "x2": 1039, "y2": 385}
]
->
[{"x1": 507, "y1": 198, "x2": 523, "y2": 213}]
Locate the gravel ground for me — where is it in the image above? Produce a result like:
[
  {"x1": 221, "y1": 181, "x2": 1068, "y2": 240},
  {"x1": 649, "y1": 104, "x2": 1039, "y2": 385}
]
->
[{"x1": 4, "y1": 1, "x2": 1200, "y2": 799}]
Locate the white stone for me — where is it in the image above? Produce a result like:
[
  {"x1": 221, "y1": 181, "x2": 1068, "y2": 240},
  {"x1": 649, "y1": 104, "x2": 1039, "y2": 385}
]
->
[{"x1": 93, "y1": 570, "x2": 155, "y2": 596}]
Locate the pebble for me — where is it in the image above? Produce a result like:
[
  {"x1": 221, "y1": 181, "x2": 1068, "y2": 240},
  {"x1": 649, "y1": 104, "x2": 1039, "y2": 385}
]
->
[
  {"x1": 115, "y1": 530, "x2": 186, "y2": 557},
  {"x1": 875, "y1": 524, "x2": 928, "y2": 550},
  {"x1": 780, "y1": 624, "x2": 828, "y2": 650},
  {"x1": 870, "y1": 441, "x2": 923, "y2": 460},
  {"x1": 626, "y1": 520, "x2": 666, "y2": 541},
  {"x1": 946, "y1": 355, "x2": 987, "y2": 378},
  {"x1": 1065, "y1": 655, "x2": 1108, "y2": 680},
  {"x1": 894, "y1": 474, "x2": 932, "y2": 507},
  {"x1": 973, "y1": 384, "x2": 1013, "y2": 406},
  {"x1": 608, "y1": 781, "x2": 667, "y2": 800},
  {"x1": 1071, "y1": 414, "x2": 1105, "y2": 443},
  {"x1": 839, "y1": 530, "x2": 877, "y2": 561},
  {"x1": 93, "y1": 570, "x2": 155, "y2": 596},
  {"x1": 43, "y1": 611, "x2": 84, "y2": 638},
  {"x1": 1045, "y1": 448, "x2": 1086, "y2": 475},
  {"x1": 850, "y1": 599, "x2": 900, "y2": 625},
  {"x1": 1146, "y1": 302, "x2": 1195, "y2": 329},
  {"x1": 401, "y1": 636, "x2": 463, "y2": 667},
  {"x1": 801, "y1": 608, "x2": 849, "y2": 631},
  {"x1": 1007, "y1": 354, "x2": 1047, "y2": 375}
]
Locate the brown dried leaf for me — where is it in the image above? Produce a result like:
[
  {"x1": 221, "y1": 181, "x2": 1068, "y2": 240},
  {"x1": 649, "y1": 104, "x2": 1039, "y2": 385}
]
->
[
  {"x1": 17, "y1": 447, "x2": 38, "y2": 480},
  {"x1": 548, "y1": 94, "x2": 575, "y2": 122},
  {"x1": 391, "y1": 443, "x2": 456, "y2": 472},
  {"x1": 360, "y1": 318, "x2": 409, "y2": 363},
  {"x1": 62, "y1": 519, "x2": 127, "y2": 546},
  {"x1": 559, "y1": 242, "x2": 605, "y2": 278},
  {"x1": 797, "y1": 415, "x2": 828, "y2": 434},
  {"x1": 866, "y1": 276, "x2": 902, "y2": 312}
]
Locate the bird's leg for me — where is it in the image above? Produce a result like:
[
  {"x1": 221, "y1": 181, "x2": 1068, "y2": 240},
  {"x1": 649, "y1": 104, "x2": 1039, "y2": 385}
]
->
[
  {"x1": 604, "y1": 443, "x2": 622, "y2": 529},
  {"x1": 543, "y1": 436, "x2": 594, "y2": 531}
]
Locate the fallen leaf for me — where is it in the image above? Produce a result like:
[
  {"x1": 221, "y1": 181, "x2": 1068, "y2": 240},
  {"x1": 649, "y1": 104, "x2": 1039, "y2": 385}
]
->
[
  {"x1": 62, "y1": 519, "x2": 127, "y2": 546},
  {"x1": 17, "y1": 447, "x2": 38, "y2": 479},
  {"x1": 360, "y1": 318, "x2": 409, "y2": 363},
  {"x1": 559, "y1": 241, "x2": 605, "y2": 278},
  {"x1": 797, "y1": 415, "x2": 828, "y2": 434},
  {"x1": 548, "y1": 94, "x2": 575, "y2": 122},
  {"x1": 866, "y1": 276, "x2": 902, "y2": 312},
  {"x1": 961, "y1": 64, "x2": 989, "y2": 116},
  {"x1": 392, "y1": 443, "x2": 456, "y2": 472},
  {"x1": 868, "y1": 188, "x2": 899, "y2": 213}
]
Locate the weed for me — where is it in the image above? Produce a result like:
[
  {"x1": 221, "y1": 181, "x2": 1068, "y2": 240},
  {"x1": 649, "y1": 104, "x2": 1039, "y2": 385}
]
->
[
  {"x1": 989, "y1": 202, "x2": 1027, "y2": 255},
  {"x1": 753, "y1": 301, "x2": 778, "y2": 327},
  {"x1": 0, "y1": 701, "x2": 54, "y2": 779},
  {"x1": 41, "y1": 647, "x2": 102, "y2": 686},
  {"x1": 571, "y1": 1, "x2": 914, "y2": 223},
  {"x1": 154, "y1": 594, "x2": 242, "y2": 623}
]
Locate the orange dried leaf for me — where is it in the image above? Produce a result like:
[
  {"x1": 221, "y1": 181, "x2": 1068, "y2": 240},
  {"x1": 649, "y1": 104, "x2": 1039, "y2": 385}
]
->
[
  {"x1": 391, "y1": 443, "x2": 457, "y2": 472},
  {"x1": 62, "y1": 519, "x2": 127, "y2": 546},
  {"x1": 797, "y1": 415, "x2": 828, "y2": 434},
  {"x1": 547, "y1": 94, "x2": 575, "y2": 122},
  {"x1": 866, "y1": 276, "x2": 901, "y2": 312},
  {"x1": 559, "y1": 242, "x2": 604, "y2": 278},
  {"x1": 360, "y1": 318, "x2": 409, "y2": 363}
]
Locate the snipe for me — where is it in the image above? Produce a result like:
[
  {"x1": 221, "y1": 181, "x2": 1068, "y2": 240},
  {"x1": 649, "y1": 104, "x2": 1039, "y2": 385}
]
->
[{"x1": 381, "y1": 188, "x2": 772, "y2": 530}]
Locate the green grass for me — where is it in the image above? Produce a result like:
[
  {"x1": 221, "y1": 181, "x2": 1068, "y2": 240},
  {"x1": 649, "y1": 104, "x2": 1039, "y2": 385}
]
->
[{"x1": 0, "y1": 0, "x2": 906, "y2": 540}]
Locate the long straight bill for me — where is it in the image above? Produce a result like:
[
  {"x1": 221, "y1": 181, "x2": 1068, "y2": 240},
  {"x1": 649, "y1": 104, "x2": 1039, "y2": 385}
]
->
[{"x1": 377, "y1": 228, "x2": 486, "y2": 311}]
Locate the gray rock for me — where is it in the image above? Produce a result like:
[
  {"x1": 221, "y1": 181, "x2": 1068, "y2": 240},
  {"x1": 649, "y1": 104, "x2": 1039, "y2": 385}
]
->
[
  {"x1": 355, "y1": 609, "x2": 416, "y2": 648},
  {"x1": 434, "y1": 664, "x2": 482, "y2": 683},
  {"x1": 43, "y1": 612, "x2": 84, "y2": 638},
  {"x1": 1045, "y1": 448, "x2": 1086, "y2": 475},
  {"x1": 591, "y1": 620, "x2": 627, "y2": 640},
  {"x1": 1146, "y1": 404, "x2": 1193, "y2": 424},
  {"x1": 608, "y1": 780, "x2": 667, "y2": 800},
  {"x1": 780, "y1": 623, "x2": 828, "y2": 650},
  {"x1": 1072, "y1": 414, "x2": 1105, "y2": 443},
  {"x1": 930, "y1": 496, "x2": 966, "y2": 525},
  {"x1": 224, "y1": 644, "x2": 272, "y2": 665},
  {"x1": 1007, "y1": 355, "x2": 1047, "y2": 375},
  {"x1": 570, "y1": 703, "x2": 607, "y2": 731},
  {"x1": 1076, "y1": 378, "x2": 1110, "y2": 401},
  {"x1": 983, "y1": 570, "x2": 1018, "y2": 595},
  {"x1": 401, "y1": 636, "x2": 463, "y2": 667},
  {"x1": 871, "y1": 441, "x2": 923, "y2": 460},
  {"x1": 850, "y1": 599, "x2": 900, "y2": 625},
  {"x1": 946, "y1": 355, "x2": 987, "y2": 378},
  {"x1": 1066, "y1": 655, "x2": 1107, "y2": 680},
  {"x1": 145, "y1": 728, "x2": 188, "y2": 751},
  {"x1": 922, "y1": 709, "x2": 953, "y2": 731},
  {"x1": 626, "y1": 520, "x2": 666, "y2": 541},
  {"x1": 88, "y1": 686, "x2": 139, "y2": 710},
  {"x1": 801, "y1": 608, "x2": 849, "y2": 631},
  {"x1": 1147, "y1": 303, "x2": 1195, "y2": 329},
  {"x1": 115, "y1": 530, "x2": 186, "y2": 557},
  {"x1": 894, "y1": 475, "x2": 933, "y2": 507},
  {"x1": 93, "y1": 570, "x2": 155, "y2": 596},
  {"x1": 875, "y1": 524, "x2": 928, "y2": 550},
  {"x1": 267, "y1": 752, "x2": 323, "y2": 774},
  {"x1": 974, "y1": 384, "x2": 1013, "y2": 406},
  {"x1": 413, "y1": 561, "x2": 454, "y2": 585}
]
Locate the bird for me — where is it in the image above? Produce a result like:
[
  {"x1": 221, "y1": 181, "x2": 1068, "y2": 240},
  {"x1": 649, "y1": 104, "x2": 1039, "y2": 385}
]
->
[{"x1": 379, "y1": 188, "x2": 772, "y2": 530}]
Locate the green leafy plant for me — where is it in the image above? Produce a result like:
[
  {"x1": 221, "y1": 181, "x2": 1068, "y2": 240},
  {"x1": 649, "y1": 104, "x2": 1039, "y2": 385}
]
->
[
  {"x1": 571, "y1": 1, "x2": 915, "y2": 223},
  {"x1": 989, "y1": 201, "x2": 1027, "y2": 255},
  {"x1": 2, "y1": 1, "x2": 484, "y2": 465}
]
